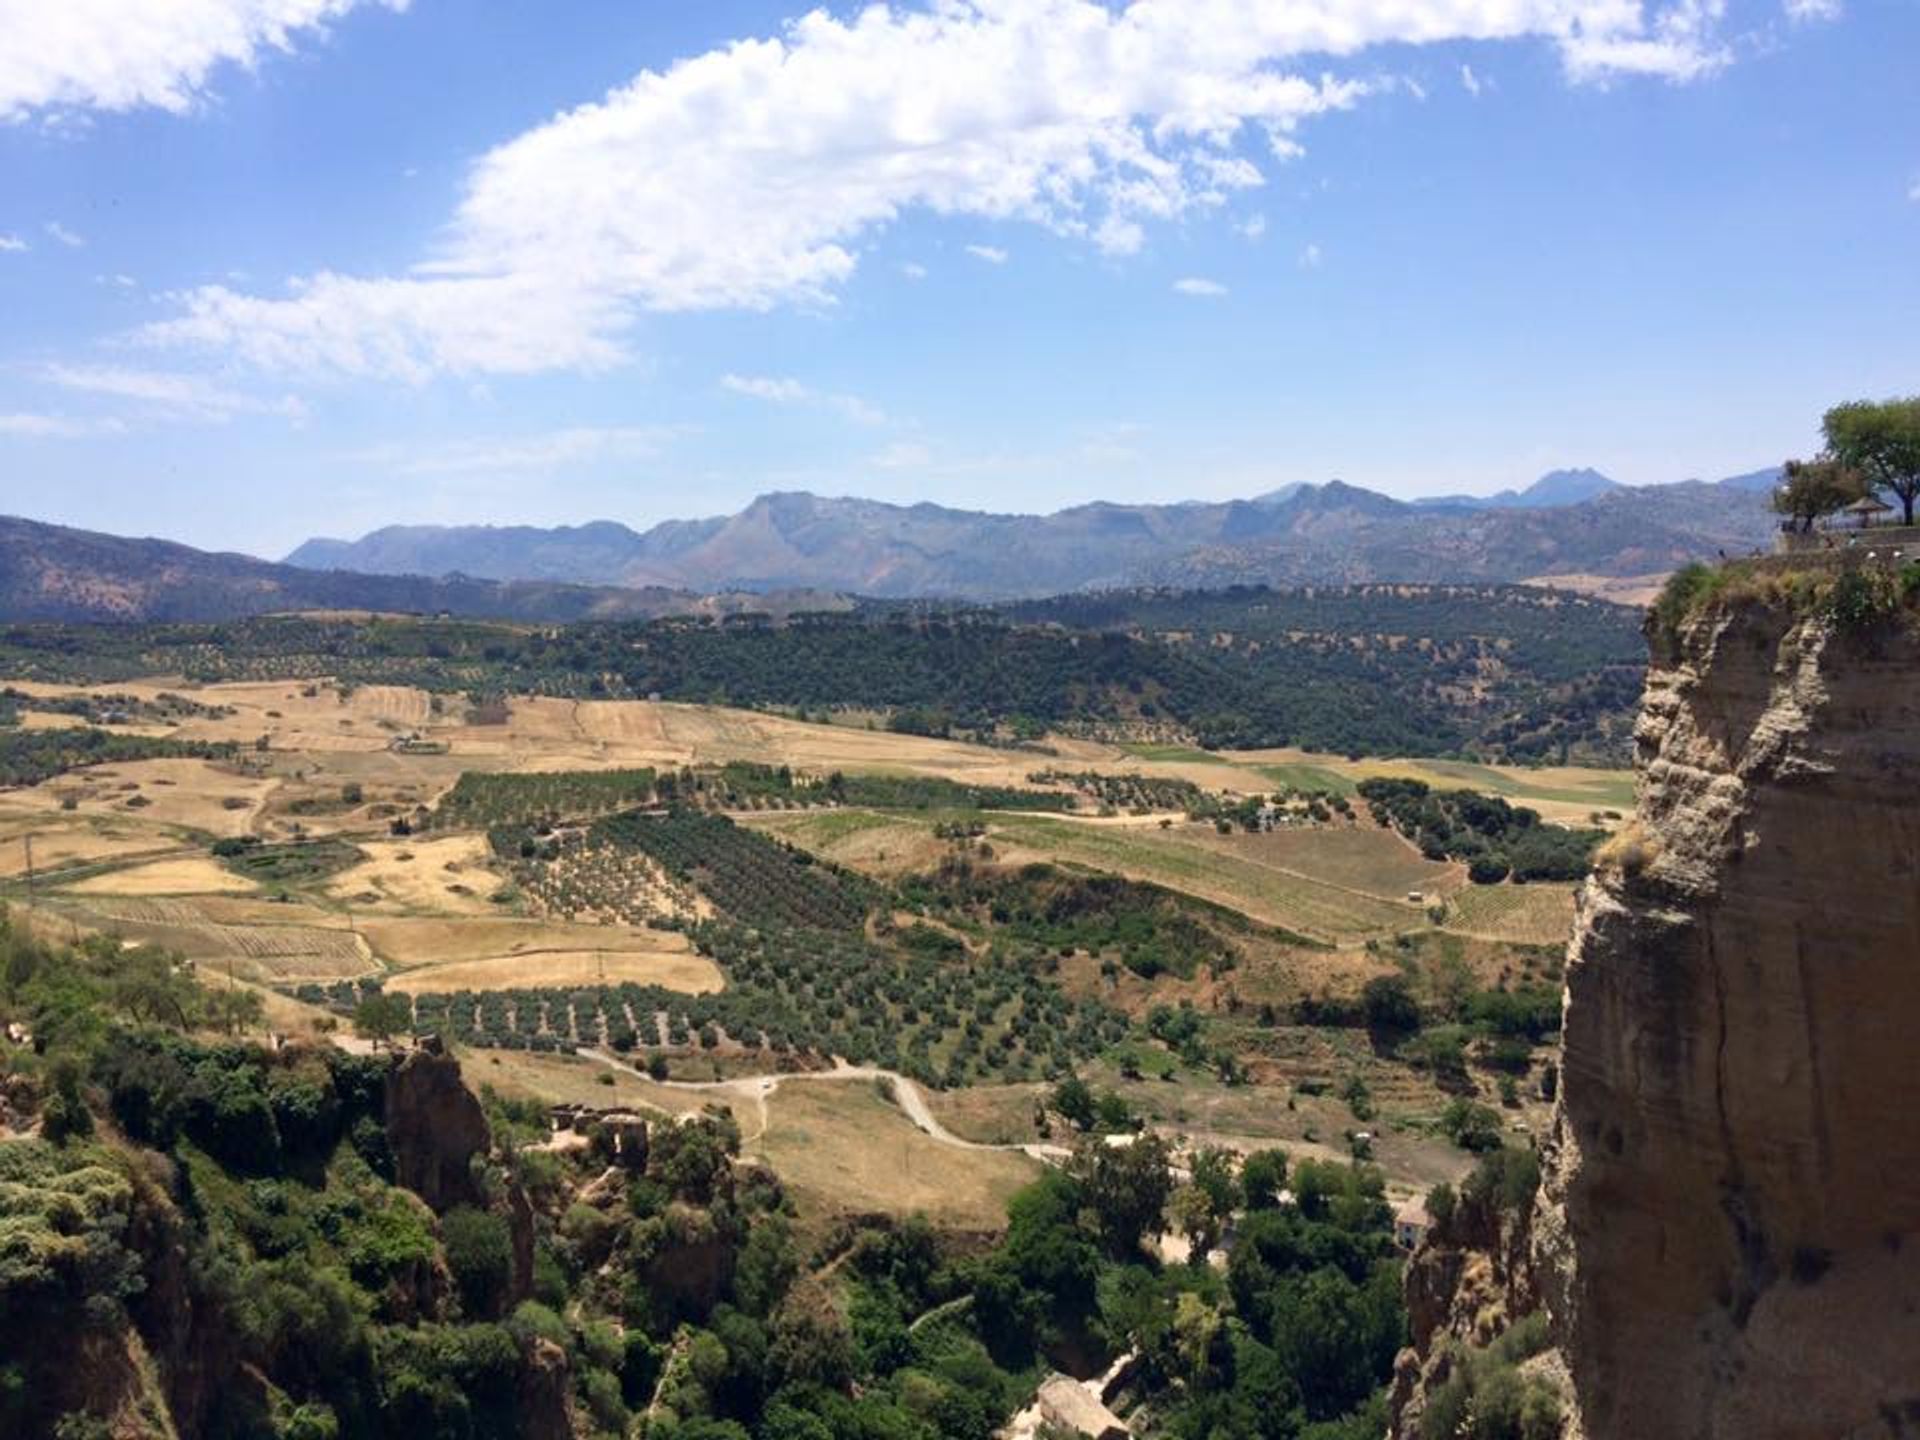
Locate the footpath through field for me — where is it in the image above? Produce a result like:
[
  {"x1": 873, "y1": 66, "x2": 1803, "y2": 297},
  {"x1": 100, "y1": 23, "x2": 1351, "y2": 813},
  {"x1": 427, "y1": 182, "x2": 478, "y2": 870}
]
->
[{"x1": 577, "y1": 1047, "x2": 1070, "y2": 1162}]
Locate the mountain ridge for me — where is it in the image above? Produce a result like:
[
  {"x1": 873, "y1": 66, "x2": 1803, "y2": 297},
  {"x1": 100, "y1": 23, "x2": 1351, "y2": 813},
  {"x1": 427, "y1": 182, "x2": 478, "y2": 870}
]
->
[{"x1": 281, "y1": 470, "x2": 1780, "y2": 600}]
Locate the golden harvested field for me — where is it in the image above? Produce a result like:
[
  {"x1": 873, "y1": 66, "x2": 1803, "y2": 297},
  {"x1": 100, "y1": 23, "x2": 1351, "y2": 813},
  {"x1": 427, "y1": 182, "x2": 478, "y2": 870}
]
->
[
  {"x1": 11, "y1": 758, "x2": 278, "y2": 837},
  {"x1": 326, "y1": 834, "x2": 501, "y2": 914},
  {"x1": 388, "y1": 948, "x2": 721, "y2": 995},
  {"x1": 359, "y1": 915, "x2": 684, "y2": 967},
  {"x1": 0, "y1": 812, "x2": 173, "y2": 877},
  {"x1": 65, "y1": 855, "x2": 259, "y2": 896},
  {"x1": 749, "y1": 1081, "x2": 1039, "y2": 1229}
]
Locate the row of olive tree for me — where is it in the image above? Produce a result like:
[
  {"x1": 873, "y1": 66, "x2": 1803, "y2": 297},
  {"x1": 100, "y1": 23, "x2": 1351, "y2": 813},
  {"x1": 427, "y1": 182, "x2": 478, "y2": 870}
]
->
[{"x1": 1774, "y1": 396, "x2": 1920, "y2": 529}]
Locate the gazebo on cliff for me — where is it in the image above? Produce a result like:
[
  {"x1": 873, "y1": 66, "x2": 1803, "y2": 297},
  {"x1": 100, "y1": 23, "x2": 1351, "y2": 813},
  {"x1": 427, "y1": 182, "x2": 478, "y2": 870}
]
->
[{"x1": 1839, "y1": 493, "x2": 1894, "y2": 529}]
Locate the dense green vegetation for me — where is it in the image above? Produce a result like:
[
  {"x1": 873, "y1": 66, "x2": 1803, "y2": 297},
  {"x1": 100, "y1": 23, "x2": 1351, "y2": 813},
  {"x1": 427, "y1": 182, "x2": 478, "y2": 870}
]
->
[
  {"x1": 0, "y1": 725, "x2": 239, "y2": 786},
  {"x1": 462, "y1": 810, "x2": 1131, "y2": 1085},
  {"x1": 0, "y1": 582, "x2": 1645, "y2": 763},
  {"x1": 594, "y1": 810, "x2": 881, "y2": 933},
  {"x1": 1356, "y1": 779, "x2": 1602, "y2": 883},
  {"x1": 901, "y1": 857, "x2": 1258, "y2": 981},
  {"x1": 3, "y1": 900, "x2": 1414, "y2": 1440},
  {"x1": 312, "y1": 913, "x2": 1125, "y2": 1087},
  {"x1": 215, "y1": 836, "x2": 368, "y2": 885}
]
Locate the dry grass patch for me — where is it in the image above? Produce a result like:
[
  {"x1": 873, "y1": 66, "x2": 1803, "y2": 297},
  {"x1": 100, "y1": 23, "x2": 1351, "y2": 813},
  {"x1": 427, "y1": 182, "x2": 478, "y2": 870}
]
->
[
  {"x1": 468, "y1": 1049, "x2": 725, "y2": 1119},
  {"x1": 65, "y1": 855, "x2": 259, "y2": 896},
  {"x1": 0, "y1": 813, "x2": 171, "y2": 877},
  {"x1": 741, "y1": 809, "x2": 948, "y2": 877},
  {"x1": 17, "y1": 758, "x2": 277, "y2": 837},
  {"x1": 1183, "y1": 823, "x2": 1459, "y2": 902},
  {"x1": 749, "y1": 1082, "x2": 1038, "y2": 1229},
  {"x1": 921, "y1": 1084, "x2": 1045, "y2": 1146},
  {"x1": 326, "y1": 834, "x2": 501, "y2": 914}
]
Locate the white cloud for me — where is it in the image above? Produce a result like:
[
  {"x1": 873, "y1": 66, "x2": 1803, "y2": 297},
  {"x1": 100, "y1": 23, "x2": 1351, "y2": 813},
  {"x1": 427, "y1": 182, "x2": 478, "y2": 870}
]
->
[
  {"x1": 721, "y1": 372, "x2": 886, "y2": 426},
  {"x1": 142, "y1": 0, "x2": 1749, "y2": 380},
  {"x1": 0, "y1": 233, "x2": 25, "y2": 252},
  {"x1": 0, "y1": 412, "x2": 100, "y2": 438},
  {"x1": 1908, "y1": 178, "x2": 1920, "y2": 203},
  {"x1": 870, "y1": 441, "x2": 932, "y2": 471},
  {"x1": 0, "y1": 0, "x2": 409, "y2": 122},
  {"x1": 1298, "y1": 242, "x2": 1323, "y2": 268},
  {"x1": 899, "y1": 261, "x2": 928, "y2": 279},
  {"x1": 1559, "y1": 0, "x2": 1733, "y2": 82},
  {"x1": 1461, "y1": 63, "x2": 1485, "y2": 96},
  {"x1": 1783, "y1": 0, "x2": 1840, "y2": 20},
  {"x1": 964, "y1": 244, "x2": 1010, "y2": 265},
  {"x1": 720, "y1": 374, "x2": 808, "y2": 404},
  {"x1": 1235, "y1": 213, "x2": 1268, "y2": 240},
  {"x1": 342, "y1": 426, "x2": 674, "y2": 476},
  {"x1": 40, "y1": 362, "x2": 305, "y2": 423},
  {"x1": 44, "y1": 221, "x2": 83, "y2": 248},
  {"x1": 1172, "y1": 277, "x2": 1228, "y2": 297}
]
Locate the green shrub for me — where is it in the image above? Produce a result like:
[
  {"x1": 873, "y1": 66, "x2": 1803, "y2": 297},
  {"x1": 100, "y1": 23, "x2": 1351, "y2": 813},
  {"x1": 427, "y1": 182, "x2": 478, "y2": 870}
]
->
[{"x1": 441, "y1": 1206, "x2": 514, "y2": 1320}]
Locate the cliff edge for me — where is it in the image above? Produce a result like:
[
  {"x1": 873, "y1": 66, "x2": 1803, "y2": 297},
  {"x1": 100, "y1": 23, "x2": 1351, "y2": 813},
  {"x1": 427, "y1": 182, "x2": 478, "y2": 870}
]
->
[{"x1": 1535, "y1": 590, "x2": 1920, "y2": 1439}]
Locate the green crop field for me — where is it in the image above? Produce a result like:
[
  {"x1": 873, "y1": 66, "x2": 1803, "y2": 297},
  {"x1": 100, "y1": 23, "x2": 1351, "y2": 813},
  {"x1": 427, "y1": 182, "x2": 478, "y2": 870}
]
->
[{"x1": 984, "y1": 814, "x2": 1421, "y2": 943}]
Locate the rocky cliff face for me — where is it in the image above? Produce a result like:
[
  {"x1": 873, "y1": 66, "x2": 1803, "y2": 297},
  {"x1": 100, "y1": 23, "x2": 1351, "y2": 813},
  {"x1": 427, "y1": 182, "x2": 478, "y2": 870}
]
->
[
  {"x1": 386, "y1": 1043, "x2": 491, "y2": 1211},
  {"x1": 1534, "y1": 599, "x2": 1920, "y2": 1440}
]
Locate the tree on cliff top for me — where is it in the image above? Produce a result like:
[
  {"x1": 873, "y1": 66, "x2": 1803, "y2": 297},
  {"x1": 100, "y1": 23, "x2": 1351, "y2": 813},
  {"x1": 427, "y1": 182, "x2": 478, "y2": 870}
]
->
[
  {"x1": 1824, "y1": 397, "x2": 1920, "y2": 525},
  {"x1": 1772, "y1": 457, "x2": 1867, "y2": 531}
]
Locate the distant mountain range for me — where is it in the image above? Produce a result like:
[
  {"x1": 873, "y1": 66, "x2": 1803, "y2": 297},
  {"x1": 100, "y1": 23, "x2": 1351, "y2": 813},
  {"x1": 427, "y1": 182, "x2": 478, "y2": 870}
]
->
[
  {"x1": 0, "y1": 516, "x2": 842, "y2": 625},
  {"x1": 285, "y1": 469, "x2": 1782, "y2": 600},
  {"x1": 0, "y1": 467, "x2": 1782, "y2": 623}
]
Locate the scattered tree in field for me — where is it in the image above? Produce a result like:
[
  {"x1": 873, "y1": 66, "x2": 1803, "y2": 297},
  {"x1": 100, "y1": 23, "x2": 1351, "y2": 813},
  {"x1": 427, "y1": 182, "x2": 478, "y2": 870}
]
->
[
  {"x1": 353, "y1": 993, "x2": 412, "y2": 1049},
  {"x1": 1824, "y1": 397, "x2": 1920, "y2": 525}
]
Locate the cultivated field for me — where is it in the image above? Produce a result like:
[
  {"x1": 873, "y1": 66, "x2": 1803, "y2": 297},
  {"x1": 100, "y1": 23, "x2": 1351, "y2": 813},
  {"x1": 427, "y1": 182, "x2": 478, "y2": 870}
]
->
[
  {"x1": 983, "y1": 813, "x2": 1428, "y2": 943},
  {"x1": 386, "y1": 946, "x2": 721, "y2": 996},
  {"x1": 1444, "y1": 880, "x2": 1582, "y2": 944},
  {"x1": 2, "y1": 670, "x2": 1605, "y2": 1209}
]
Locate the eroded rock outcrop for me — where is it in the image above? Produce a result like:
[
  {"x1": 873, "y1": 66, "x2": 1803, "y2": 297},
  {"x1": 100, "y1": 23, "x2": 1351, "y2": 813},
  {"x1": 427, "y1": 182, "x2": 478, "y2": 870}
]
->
[
  {"x1": 1389, "y1": 1180, "x2": 1551, "y2": 1438},
  {"x1": 1535, "y1": 600, "x2": 1920, "y2": 1440},
  {"x1": 385, "y1": 1044, "x2": 491, "y2": 1211}
]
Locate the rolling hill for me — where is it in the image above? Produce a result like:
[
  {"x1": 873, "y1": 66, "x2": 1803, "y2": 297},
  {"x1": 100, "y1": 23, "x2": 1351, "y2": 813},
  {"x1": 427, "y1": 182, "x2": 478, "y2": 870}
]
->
[{"x1": 0, "y1": 515, "x2": 841, "y2": 624}]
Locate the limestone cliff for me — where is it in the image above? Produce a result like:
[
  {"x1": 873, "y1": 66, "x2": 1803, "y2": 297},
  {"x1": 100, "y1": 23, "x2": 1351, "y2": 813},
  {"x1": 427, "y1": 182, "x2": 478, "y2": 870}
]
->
[{"x1": 1534, "y1": 597, "x2": 1920, "y2": 1439}]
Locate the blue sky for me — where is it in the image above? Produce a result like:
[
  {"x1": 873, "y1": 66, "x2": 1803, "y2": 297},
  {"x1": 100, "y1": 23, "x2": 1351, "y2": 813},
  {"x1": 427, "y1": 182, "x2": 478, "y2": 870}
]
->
[{"x1": 0, "y1": 0, "x2": 1914, "y2": 558}]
